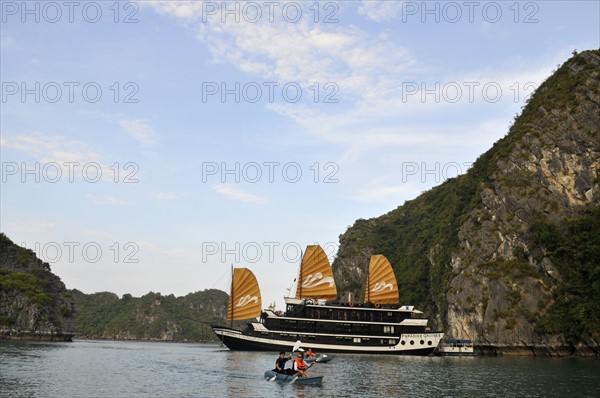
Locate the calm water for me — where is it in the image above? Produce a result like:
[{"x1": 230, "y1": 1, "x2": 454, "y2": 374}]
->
[{"x1": 0, "y1": 340, "x2": 598, "y2": 398}]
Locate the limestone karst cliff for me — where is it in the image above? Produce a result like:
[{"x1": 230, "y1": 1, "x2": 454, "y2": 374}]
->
[
  {"x1": 0, "y1": 233, "x2": 76, "y2": 340},
  {"x1": 332, "y1": 50, "x2": 600, "y2": 356}
]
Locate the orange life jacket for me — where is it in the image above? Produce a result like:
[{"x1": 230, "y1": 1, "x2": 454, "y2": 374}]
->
[{"x1": 294, "y1": 358, "x2": 307, "y2": 371}]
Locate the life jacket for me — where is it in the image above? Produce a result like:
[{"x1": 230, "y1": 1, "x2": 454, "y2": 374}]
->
[{"x1": 294, "y1": 358, "x2": 307, "y2": 371}]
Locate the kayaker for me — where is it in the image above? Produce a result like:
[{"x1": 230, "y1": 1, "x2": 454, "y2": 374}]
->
[
  {"x1": 306, "y1": 348, "x2": 316, "y2": 358},
  {"x1": 274, "y1": 352, "x2": 291, "y2": 374},
  {"x1": 293, "y1": 352, "x2": 309, "y2": 377}
]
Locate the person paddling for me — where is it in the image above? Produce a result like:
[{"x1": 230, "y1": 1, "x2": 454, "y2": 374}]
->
[
  {"x1": 293, "y1": 352, "x2": 309, "y2": 377},
  {"x1": 306, "y1": 348, "x2": 316, "y2": 358},
  {"x1": 274, "y1": 352, "x2": 291, "y2": 374}
]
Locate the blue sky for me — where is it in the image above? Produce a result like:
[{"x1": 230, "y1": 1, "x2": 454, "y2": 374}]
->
[{"x1": 1, "y1": 1, "x2": 599, "y2": 309}]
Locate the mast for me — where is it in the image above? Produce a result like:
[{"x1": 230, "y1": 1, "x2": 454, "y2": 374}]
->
[
  {"x1": 229, "y1": 264, "x2": 234, "y2": 328},
  {"x1": 366, "y1": 262, "x2": 370, "y2": 303},
  {"x1": 298, "y1": 249, "x2": 303, "y2": 299}
]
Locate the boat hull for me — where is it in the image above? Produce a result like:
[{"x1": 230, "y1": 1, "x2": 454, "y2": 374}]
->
[
  {"x1": 436, "y1": 351, "x2": 476, "y2": 356},
  {"x1": 264, "y1": 370, "x2": 323, "y2": 385},
  {"x1": 306, "y1": 355, "x2": 333, "y2": 363},
  {"x1": 212, "y1": 325, "x2": 441, "y2": 355}
]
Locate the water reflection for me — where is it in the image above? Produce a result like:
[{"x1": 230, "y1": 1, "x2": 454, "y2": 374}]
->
[{"x1": 1, "y1": 341, "x2": 598, "y2": 398}]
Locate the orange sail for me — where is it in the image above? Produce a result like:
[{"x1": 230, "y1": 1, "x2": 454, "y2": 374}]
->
[
  {"x1": 296, "y1": 245, "x2": 337, "y2": 300},
  {"x1": 364, "y1": 255, "x2": 399, "y2": 304},
  {"x1": 227, "y1": 268, "x2": 262, "y2": 321}
]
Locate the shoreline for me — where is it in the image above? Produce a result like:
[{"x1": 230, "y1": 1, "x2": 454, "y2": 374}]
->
[{"x1": 3, "y1": 332, "x2": 597, "y2": 357}]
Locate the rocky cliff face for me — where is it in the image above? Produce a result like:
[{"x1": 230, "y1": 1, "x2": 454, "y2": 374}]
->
[
  {"x1": 332, "y1": 50, "x2": 600, "y2": 356},
  {"x1": 0, "y1": 233, "x2": 76, "y2": 340}
]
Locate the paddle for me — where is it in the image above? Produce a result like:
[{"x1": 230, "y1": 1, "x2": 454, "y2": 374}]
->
[
  {"x1": 289, "y1": 354, "x2": 322, "y2": 384},
  {"x1": 292, "y1": 340, "x2": 302, "y2": 352},
  {"x1": 270, "y1": 340, "x2": 302, "y2": 381}
]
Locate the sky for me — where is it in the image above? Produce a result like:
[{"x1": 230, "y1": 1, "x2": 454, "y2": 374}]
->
[{"x1": 1, "y1": 0, "x2": 599, "y2": 310}]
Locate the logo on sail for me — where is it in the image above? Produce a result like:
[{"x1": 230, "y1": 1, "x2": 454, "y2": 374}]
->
[
  {"x1": 371, "y1": 281, "x2": 393, "y2": 292},
  {"x1": 302, "y1": 272, "x2": 335, "y2": 289},
  {"x1": 236, "y1": 295, "x2": 259, "y2": 307}
]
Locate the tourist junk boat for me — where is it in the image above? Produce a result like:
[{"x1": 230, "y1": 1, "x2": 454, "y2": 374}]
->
[{"x1": 211, "y1": 245, "x2": 443, "y2": 355}]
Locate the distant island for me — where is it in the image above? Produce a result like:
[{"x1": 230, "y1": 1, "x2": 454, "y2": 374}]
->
[
  {"x1": 69, "y1": 289, "x2": 228, "y2": 342},
  {"x1": 0, "y1": 233, "x2": 229, "y2": 342}
]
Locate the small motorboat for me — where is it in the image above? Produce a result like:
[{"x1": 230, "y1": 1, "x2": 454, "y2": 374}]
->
[
  {"x1": 436, "y1": 339, "x2": 476, "y2": 356},
  {"x1": 264, "y1": 370, "x2": 323, "y2": 385},
  {"x1": 305, "y1": 354, "x2": 333, "y2": 363}
]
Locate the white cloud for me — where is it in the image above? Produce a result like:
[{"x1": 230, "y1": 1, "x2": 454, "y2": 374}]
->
[
  {"x1": 154, "y1": 192, "x2": 179, "y2": 200},
  {"x1": 118, "y1": 119, "x2": 157, "y2": 145},
  {"x1": 1, "y1": 134, "x2": 101, "y2": 164},
  {"x1": 211, "y1": 184, "x2": 266, "y2": 203},
  {"x1": 84, "y1": 229, "x2": 119, "y2": 240},
  {"x1": 145, "y1": 2, "x2": 559, "y2": 184},
  {"x1": 85, "y1": 194, "x2": 134, "y2": 206},
  {"x1": 0, "y1": 35, "x2": 15, "y2": 49},
  {"x1": 7, "y1": 221, "x2": 57, "y2": 233},
  {"x1": 358, "y1": 0, "x2": 405, "y2": 22},
  {"x1": 351, "y1": 184, "x2": 421, "y2": 202},
  {"x1": 148, "y1": 1, "x2": 206, "y2": 20},
  {"x1": 148, "y1": 2, "x2": 415, "y2": 100}
]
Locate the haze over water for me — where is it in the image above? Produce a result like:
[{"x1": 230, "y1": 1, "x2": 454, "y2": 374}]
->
[{"x1": 1, "y1": 340, "x2": 598, "y2": 397}]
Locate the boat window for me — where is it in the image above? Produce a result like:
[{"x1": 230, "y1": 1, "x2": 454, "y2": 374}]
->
[
  {"x1": 401, "y1": 340, "x2": 405, "y2": 345},
  {"x1": 420, "y1": 340, "x2": 424, "y2": 345},
  {"x1": 410, "y1": 340, "x2": 414, "y2": 345},
  {"x1": 427, "y1": 341, "x2": 432, "y2": 346},
  {"x1": 353, "y1": 337, "x2": 361, "y2": 343}
]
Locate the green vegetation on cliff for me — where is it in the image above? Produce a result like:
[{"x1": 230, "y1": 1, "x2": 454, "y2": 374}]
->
[
  {"x1": 533, "y1": 206, "x2": 600, "y2": 343},
  {"x1": 71, "y1": 289, "x2": 229, "y2": 342},
  {"x1": 339, "y1": 170, "x2": 481, "y2": 312}
]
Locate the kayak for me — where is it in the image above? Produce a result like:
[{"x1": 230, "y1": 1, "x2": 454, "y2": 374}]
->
[
  {"x1": 305, "y1": 355, "x2": 333, "y2": 363},
  {"x1": 264, "y1": 370, "x2": 323, "y2": 385}
]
